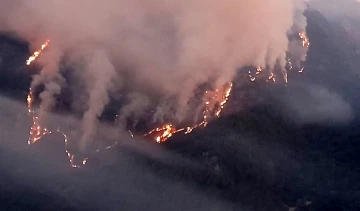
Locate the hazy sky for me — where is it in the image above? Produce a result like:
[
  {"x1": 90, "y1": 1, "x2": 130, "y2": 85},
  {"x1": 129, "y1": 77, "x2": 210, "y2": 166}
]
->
[{"x1": 309, "y1": 0, "x2": 360, "y2": 19}]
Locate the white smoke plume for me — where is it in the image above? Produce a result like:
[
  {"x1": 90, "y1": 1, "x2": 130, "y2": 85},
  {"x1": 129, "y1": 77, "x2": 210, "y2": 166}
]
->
[
  {"x1": 30, "y1": 47, "x2": 64, "y2": 126},
  {"x1": 37, "y1": 76, "x2": 64, "y2": 122},
  {"x1": 0, "y1": 0, "x2": 310, "y2": 147},
  {"x1": 79, "y1": 49, "x2": 116, "y2": 149},
  {"x1": 292, "y1": 0, "x2": 309, "y2": 32},
  {"x1": 117, "y1": 92, "x2": 150, "y2": 129}
]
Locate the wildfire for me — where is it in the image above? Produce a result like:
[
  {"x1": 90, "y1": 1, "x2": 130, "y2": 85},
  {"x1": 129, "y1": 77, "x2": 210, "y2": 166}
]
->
[
  {"x1": 25, "y1": 71, "x2": 233, "y2": 167},
  {"x1": 27, "y1": 88, "x2": 50, "y2": 144},
  {"x1": 26, "y1": 40, "x2": 50, "y2": 65},
  {"x1": 248, "y1": 66, "x2": 263, "y2": 82},
  {"x1": 144, "y1": 124, "x2": 182, "y2": 143},
  {"x1": 23, "y1": 30, "x2": 310, "y2": 167},
  {"x1": 248, "y1": 31, "x2": 310, "y2": 82},
  {"x1": 299, "y1": 32, "x2": 310, "y2": 48},
  {"x1": 144, "y1": 82, "x2": 233, "y2": 143},
  {"x1": 25, "y1": 39, "x2": 90, "y2": 167},
  {"x1": 27, "y1": 86, "x2": 88, "y2": 167},
  {"x1": 268, "y1": 72, "x2": 276, "y2": 83},
  {"x1": 287, "y1": 58, "x2": 293, "y2": 70}
]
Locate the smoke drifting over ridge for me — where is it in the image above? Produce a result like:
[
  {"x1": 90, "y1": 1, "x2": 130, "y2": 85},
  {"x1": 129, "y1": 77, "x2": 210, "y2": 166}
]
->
[{"x1": 0, "y1": 0, "x2": 310, "y2": 147}]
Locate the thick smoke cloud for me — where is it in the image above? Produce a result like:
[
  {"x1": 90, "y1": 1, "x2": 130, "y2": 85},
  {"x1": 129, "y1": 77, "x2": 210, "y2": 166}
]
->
[
  {"x1": 117, "y1": 92, "x2": 150, "y2": 129},
  {"x1": 0, "y1": 0, "x2": 309, "y2": 148}
]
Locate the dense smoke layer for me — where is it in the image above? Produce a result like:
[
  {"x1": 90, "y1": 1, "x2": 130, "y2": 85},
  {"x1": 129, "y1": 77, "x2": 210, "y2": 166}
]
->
[
  {"x1": 79, "y1": 49, "x2": 116, "y2": 148},
  {"x1": 117, "y1": 92, "x2": 150, "y2": 129},
  {"x1": 0, "y1": 0, "x2": 309, "y2": 148}
]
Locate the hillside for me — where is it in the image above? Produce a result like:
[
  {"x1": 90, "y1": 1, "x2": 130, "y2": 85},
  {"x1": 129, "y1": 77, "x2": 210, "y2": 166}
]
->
[{"x1": 0, "y1": 6, "x2": 359, "y2": 211}]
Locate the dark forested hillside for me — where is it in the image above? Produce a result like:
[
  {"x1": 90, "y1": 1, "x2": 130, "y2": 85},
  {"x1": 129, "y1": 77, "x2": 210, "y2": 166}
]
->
[{"x1": 0, "y1": 6, "x2": 359, "y2": 211}]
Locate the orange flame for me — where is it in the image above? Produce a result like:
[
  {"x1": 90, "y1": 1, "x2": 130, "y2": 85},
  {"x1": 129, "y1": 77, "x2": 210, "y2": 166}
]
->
[
  {"x1": 299, "y1": 32, "x2": 310, "y2": 48},
  {"x1": 144, "y1": 82, "x2": 233, "y2": 143},
  {"x1": 248, "y1": 31, "x2": 310, "y2": 82},
  {"x1": 26, "y1": 87, "x2": 89, "y2": 168},
  {"x1": 27, "y1": 88, "x2": 50, "y2": 144},
  {"x1": 144, "y1": 124, "x2": 182, "y2": 143},
  {"x1": 26, "y1": 40, "x2": 50, "y2": 65}
]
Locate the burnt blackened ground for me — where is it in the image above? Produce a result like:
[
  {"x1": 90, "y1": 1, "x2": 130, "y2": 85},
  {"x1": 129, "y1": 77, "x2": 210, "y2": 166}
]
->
[
  {"x1": 0, "y1": 101, "x2": 359, "y2": 211},
  {"x1": 158, "y1": 104, "x2": 360, "y2": 210}
]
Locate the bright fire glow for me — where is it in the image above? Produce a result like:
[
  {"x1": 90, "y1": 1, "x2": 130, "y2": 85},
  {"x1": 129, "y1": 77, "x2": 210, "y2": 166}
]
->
[
  {"x1": 144, "y1": 82, "x2": 233, "y2": 143},
  {"x1": 26, "y1": 40, "x2": 50, "y2": 65},
  {"x1": 144, "y1": 124, "x2": 182, "y2": 143},
  {"x1": 27, "y1": 88, "x2": 50, "y2": 144},
  {"x1": 299, "y1": 32, "x2": 310, "y2": 48},
  {"x1": 27, "y1": 87, "x2": 88, "y2": 168},
  {"x1": 248, "y1": 31, "x2": 310, "y2": 82}
]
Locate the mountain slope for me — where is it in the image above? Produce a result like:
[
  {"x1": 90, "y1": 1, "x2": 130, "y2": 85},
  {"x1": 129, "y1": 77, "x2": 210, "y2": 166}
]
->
[{"x1": 0, "y1": 6, "x2": 359, "y2": 211}]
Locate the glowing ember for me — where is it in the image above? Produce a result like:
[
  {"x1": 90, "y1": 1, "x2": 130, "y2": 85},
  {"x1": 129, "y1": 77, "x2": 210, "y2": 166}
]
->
[
  {"x1": 144, "y1": 124, "x2": 182, "y2": 143},
  {"x1": 283, "y1": 70, "x2": 288, "y2": 84},
  {"x1": 26, "y1": 40, "x2": 50, "y2": 65},
  {"x1": 268, "y1": 72, "x2": 276, "y2": 83},
  {"x1": 214, "y1": 82, "x2": 233, "y2": 117},
  {"x1": 249, "y1": 70, "x2": 256, "y2": 82},
  {"x1": 256, "y1": 66, "x2": 263, "y2": 75},
  {"x1": 27, "y1": 87, "x2": 88, "y2": 168},
  {"x1": 27, "y1": 88, "x2": 51, "y2": 144},
  {"x1": 287, "y1": 58, "x2": 293, "y2": 70},
  {"x1": 299, "y1": 32, "x2": 310, "y2": 48}
]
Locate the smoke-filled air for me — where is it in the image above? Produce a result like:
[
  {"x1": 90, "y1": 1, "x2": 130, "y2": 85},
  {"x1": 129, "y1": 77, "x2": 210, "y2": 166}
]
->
[{"x1": 0, "y1": 0, "x2": 311, "y2": 165}]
